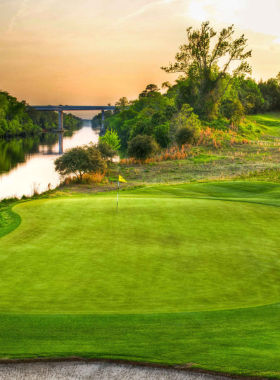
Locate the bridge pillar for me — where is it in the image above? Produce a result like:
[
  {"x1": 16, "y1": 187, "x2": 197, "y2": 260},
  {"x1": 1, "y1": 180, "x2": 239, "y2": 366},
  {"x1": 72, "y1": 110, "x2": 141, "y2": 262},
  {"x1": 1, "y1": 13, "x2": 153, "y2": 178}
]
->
[
  {"x1": 101, "y1": 110, "x2": 105, "y2": 129},
  {"x1": 58, "y1": 133, "x2": 63, "y2": 154},
  {"x1": 58, "y1": 110, "x2": 63, "y2": 130}
]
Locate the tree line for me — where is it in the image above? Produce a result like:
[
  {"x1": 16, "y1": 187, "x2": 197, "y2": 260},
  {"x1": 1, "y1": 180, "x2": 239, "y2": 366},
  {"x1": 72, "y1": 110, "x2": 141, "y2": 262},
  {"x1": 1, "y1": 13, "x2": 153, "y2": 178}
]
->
[
  {"x1": 0, "y1": 91, "x2": 83, "y2": 137},
  {"x1": 92, "y1": 21, "x2": 280, "y2": 154}
]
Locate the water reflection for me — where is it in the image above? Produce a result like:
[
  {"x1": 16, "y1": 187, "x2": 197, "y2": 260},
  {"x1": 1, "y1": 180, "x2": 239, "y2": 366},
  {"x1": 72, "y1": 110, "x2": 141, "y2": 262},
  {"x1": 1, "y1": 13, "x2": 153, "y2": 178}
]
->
[{"x1": 0, "y1": 123, "x2": 100, "y2": 199}]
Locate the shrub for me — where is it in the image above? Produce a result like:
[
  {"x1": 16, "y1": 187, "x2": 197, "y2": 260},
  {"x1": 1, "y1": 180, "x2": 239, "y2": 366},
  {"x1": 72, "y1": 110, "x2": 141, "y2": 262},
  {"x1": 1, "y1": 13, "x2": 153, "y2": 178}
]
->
[
  {"x1": 54, "y1": 145, "x2": 107, "y2": 181},
  {"x1": 99, "y1": 129, "x2": 121, "y2": 150},
  {"x1": 175, "y1": 126, "x2": 199, "y2": 146},
  {"x1": 127, "y1": 135, "x2": 159, "y2": 160},
  {"x1": 171, "y1": 104, "x2": 201, "y2": 131},
  {"x1": 153, "y1": 122, "x2": 171, "y2": 148},
  {"x1": 98, "y1": 141, "x2": 117, "y2": 161}
]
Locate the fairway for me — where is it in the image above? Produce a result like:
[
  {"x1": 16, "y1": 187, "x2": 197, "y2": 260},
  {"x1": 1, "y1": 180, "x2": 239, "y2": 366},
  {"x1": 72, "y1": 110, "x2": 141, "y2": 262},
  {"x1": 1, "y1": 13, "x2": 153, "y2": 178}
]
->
[{"x1": 2, "y1": 181, "x2": 280, "y2": 377}]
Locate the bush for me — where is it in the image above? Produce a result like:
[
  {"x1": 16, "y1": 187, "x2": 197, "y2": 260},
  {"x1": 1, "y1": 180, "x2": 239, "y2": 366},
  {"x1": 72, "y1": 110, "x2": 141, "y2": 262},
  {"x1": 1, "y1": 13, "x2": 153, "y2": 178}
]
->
[
  {"x1": 175, "y1": 126, "x2": 199, "y2": 146},
  {"x1": 98, "y1": 141, "x2": 117, "y2": 161},
  {"x1": 99, "y1": 129, "x2": 121, "y2": 150},
  {"x1": 127, "y1": 135, "x2": 159, "y2": 160},
  {"x1": 153, "y1": 122, "x2": 171, "y2": 148},
  {"x1": 54, "y1": 145, "x2": 107, "y2": 181},
  {"x1": 170, "y1": 103, "x2": 201, "y2": 141}
]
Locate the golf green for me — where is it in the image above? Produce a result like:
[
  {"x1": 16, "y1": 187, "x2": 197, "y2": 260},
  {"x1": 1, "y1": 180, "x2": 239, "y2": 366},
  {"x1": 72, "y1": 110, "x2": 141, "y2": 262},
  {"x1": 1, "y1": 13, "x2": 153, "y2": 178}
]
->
[{"x1": 1, "y1": 181, "x2": 280, "y2": 377}]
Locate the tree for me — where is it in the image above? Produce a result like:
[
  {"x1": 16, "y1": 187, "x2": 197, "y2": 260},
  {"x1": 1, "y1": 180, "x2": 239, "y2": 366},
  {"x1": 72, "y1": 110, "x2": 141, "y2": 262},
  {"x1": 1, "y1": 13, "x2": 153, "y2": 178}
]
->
[
  {"x1": 54, "y1": 145, "x2": 107, "y2": 181},
  {"x1": 139, "y1": 84, "x2": 161, "y2": 98},
  {"x1": 162, "y1": 81, "x2": 172, "y2": 90},
  {"x1": 171, "y1": 104, "x2": 201, "y2": 131},
  {"x1": 99, "y1": 129, "x2": 121, "y2": 150},
  {"x1": 161, "y1": 22, "x2": 252, "y2": 118},
  {"x1": 98, "y1": 140, "x2": 117, "y2": 161},
  {"x1": 0, "y1": 94, "x2": 9, "y2": 118},
  {"x1": 258, "y1": 77, "x2": 280, "y2": 112},
  {"x1": 127, "y1": 135, "x2": 159, "y2": 160},
  {"x1": 153, "y1": 122, "x2": 171, "y2": 148},
  {"x1": 114, "y1": 97, "x2": 130, "y2": 115},
  {"x1": 171, "y1": 104, "x2": 200, "y2": 145},
  {"x1": 175, "y1": 126, "x2": 199, "y2": 146},
  {"x1": 115, "y1": 97, "x2": 129, "y2": 108},
  {"x1": 277, "y1": 72, "x2": 280, "y2": 86},
  {"x1": 222, "y1": 99, "x2": 244, "y2": 125}
]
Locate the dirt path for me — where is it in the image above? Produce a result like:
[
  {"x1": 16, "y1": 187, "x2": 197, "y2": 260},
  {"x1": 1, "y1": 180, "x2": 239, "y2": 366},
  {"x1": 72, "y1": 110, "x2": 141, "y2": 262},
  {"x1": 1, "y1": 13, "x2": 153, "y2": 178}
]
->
[{"x1": 0, "y1": 362, "x2": 237, "y2": 380}]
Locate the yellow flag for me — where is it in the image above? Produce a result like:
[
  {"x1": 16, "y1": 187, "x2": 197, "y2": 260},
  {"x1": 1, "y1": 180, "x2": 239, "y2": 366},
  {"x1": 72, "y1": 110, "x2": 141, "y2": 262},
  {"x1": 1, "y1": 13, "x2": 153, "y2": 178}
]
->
[{"x1": 119, "y1": 175, "x2": 127, "y2": 183}]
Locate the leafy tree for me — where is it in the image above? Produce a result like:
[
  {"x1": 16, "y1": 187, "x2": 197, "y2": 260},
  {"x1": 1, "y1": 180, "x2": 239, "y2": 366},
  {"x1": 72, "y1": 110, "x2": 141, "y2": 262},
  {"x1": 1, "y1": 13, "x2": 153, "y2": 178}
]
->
[
  {"x1": 237, "y1": 78, "x2": 264, "y2": 114},
  {"x1": 175, "y1": 126, "x2": 199, "y2": 146},
  {"x1": 258, "y1": 77, "x2": 280, "y2": 112},
  {"x1": 127, "y1": 135, "x2": 159, "y2": 160},
  {"x1": 98, "y1": 141, "x2": 117, "y2": 161},
  {"x1": 277, "y1": 72, "x2": 280, "y2": 86},
  {"x1": 100, "y1": 129, "x2": 121, "y2": 150},
  {"x1": 222, "y1": 99, "x2": 244, "y2": 125},
  {"x1": 115, "y1": 97, "x2": 129, "y2": 107},
  {"x1": 171, "y1": 104, "x2": 201, "y2": 132},
  {"x1": 139, "y1": 84, "x2": 161, "y2": 98},
  {"x1": 54, "y1": 145, "x2": 107, "y2": 180},
  {"x1": 114, "y1": 97, "x2": 130, "y2": 115},
  {"x1": 153, "y1": 122, "x2": 171, "y2": 148},
  {"x1": 162, "y1": 81, "x2": 172, "y2": 90},
  {"x1": 161, "y1": 22, "x2": 252, "y2": 119},
  {"x1": 163, "y1": 105, "x2": 177, "y2": 119},
  {"x1": 0, "y1": 94, "x2": 9, "y2": 118}
]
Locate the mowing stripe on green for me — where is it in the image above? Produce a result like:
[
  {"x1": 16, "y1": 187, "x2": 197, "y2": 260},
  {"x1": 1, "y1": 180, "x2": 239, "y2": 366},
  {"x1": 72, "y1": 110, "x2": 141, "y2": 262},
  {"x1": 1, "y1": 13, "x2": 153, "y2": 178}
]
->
[{"x1": 1, "y1": 181, "x2": 280, "y2": 378}]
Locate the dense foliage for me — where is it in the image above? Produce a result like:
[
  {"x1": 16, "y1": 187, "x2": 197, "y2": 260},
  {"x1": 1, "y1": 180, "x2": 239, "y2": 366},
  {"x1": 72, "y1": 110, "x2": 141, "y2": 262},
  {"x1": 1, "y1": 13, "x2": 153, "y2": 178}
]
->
[
  {"x1": 127, "y1": 135, "x2": 159, "y2": 160},
  {"x1": 0, "y1": 91, "x2": 82, "y2": 137},
  {"x1": 91, "y1": 21, "x2": 280, "y2": 157},
  {"x1": 99, "y1": 129, "x2": 121, "y2": 150},
  {"x1": 54, "y1": 144, "x2": 107, "y2": 180},
  {"x1": 98, "y1": 141, "x2": 118, "y2": 161}
]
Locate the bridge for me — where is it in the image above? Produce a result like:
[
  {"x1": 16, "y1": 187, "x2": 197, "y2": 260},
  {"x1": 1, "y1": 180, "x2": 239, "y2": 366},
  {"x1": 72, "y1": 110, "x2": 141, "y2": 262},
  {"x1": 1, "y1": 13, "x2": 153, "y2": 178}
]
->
[{"x1": 31, "y1": 105, "x2": 116, "y2": 130}]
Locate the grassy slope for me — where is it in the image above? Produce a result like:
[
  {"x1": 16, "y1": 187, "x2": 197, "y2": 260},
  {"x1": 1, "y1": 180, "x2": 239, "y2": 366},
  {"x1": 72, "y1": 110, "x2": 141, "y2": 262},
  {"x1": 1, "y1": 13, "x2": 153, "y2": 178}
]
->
[
  {"x1": 0, "y1": 203, "x2": 21, "y2": 238},
  {"x1": 247, "y1": 112, "x2": 280, "y2": 132},
  {"x1": 1, "y1": 182, "x2": 280, "y2": 377}
]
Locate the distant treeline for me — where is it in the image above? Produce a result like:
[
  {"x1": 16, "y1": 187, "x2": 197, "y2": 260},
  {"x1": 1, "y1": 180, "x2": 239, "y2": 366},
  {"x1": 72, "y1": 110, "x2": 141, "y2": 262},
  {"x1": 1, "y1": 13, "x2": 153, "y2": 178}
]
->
[
  {"x1": 0, "y1": 91, "x2": 83, "y2": 137},
  {"x1": 92, "y1": 22, "x2": 280, "y2": 150}
]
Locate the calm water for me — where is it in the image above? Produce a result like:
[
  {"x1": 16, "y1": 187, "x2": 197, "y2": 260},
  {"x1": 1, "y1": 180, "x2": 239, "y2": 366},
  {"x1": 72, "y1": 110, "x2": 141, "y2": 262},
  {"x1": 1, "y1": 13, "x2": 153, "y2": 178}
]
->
[{"x1": 0, "y1": 122, "x2": 100, "y2": 199}]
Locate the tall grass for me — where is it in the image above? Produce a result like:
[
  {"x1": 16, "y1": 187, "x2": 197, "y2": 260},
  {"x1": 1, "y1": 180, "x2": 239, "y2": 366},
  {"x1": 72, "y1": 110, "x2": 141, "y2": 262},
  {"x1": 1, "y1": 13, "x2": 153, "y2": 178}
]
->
[{"x1": 62, "y1": 172, "x2": 107, "y2": 185}]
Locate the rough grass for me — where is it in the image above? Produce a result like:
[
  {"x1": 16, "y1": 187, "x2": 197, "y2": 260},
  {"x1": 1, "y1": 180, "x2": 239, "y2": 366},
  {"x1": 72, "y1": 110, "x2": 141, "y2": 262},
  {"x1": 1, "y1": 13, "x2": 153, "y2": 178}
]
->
[{"x1": 1, "y1": 182, "x2": 280, "y2": 378}]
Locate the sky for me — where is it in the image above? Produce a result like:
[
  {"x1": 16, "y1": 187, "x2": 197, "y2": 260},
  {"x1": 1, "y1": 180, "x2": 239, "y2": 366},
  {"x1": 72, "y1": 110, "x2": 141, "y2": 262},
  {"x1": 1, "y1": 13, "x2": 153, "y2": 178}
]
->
[{"x1": 1, "y1": 0, "x2": 280, "y2": 118}]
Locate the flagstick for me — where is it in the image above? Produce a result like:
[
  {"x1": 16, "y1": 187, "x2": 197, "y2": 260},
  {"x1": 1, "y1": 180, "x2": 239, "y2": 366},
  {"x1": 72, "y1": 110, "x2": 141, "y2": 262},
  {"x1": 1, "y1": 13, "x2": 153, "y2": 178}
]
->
[{"x1": 116, "y1": 180, "x2": 119, "y2": 213}]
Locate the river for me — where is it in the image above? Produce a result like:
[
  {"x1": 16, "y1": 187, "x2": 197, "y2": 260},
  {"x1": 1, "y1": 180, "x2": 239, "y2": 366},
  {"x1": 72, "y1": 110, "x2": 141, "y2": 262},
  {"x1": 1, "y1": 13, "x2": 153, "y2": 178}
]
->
[{"x1": 0, "y1": 122, "x2": 100, "y2": 199}]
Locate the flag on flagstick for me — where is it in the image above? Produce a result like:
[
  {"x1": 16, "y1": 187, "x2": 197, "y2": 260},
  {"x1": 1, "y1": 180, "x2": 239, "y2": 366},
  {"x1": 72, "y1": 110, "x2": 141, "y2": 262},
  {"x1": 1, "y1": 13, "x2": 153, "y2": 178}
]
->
[
  {"x1": 119, "y1": 175, "x2": 127, "y2": 183},
  {"x1": 116, "y1": 175, "x2": 127, "y2": 213}
]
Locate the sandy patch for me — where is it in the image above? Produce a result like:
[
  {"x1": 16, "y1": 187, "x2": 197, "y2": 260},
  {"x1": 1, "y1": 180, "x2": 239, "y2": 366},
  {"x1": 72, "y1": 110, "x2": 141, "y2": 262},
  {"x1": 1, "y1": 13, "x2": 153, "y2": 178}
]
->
[{"x1": 0, "y1": 362, "x2": 237, "y2": 380}]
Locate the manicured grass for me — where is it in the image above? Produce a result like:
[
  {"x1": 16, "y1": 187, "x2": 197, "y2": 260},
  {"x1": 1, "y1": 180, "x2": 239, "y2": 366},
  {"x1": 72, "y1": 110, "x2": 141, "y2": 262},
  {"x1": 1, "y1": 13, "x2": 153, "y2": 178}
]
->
[
  {"x1": 0, "y1": 203, "x2": 21, "y2": 238},
  {"x1": 1, "y1": 303, "x2": 280, "y2": 378},
  {"x1": 1, "y1": 182, "x2": 280, "y2": 377},
  {"x1": 248, "y1": 112, "x2": 280, "y2": 129}
]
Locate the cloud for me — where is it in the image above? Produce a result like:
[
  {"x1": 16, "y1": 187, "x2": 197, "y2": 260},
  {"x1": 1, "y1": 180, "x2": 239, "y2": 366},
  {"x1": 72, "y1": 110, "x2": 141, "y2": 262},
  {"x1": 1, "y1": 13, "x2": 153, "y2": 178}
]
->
[
  {"x1": 187, "y1": 0, "x2": 280, "y2": 43},
  {"x1": 115, "y1": 0, "x2": 174, "y2": 25},
  {"x1": 7, "y1": 0, "x2": 30, "y2": 33}
]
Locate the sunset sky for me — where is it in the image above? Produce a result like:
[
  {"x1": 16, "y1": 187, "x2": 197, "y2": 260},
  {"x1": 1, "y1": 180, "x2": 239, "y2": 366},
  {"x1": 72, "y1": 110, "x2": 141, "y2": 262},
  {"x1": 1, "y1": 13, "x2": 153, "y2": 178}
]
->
[{"x1": 1, "y1": 0, "x2": 280, "y2": 118}]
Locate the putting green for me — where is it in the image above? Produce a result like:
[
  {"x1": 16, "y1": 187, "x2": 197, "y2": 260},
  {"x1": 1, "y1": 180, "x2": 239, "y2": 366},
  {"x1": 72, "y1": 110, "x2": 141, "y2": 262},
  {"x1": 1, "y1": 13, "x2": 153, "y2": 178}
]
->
[{"x1": 1, "y1": 190, "x2": 280, "y2": 314}]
